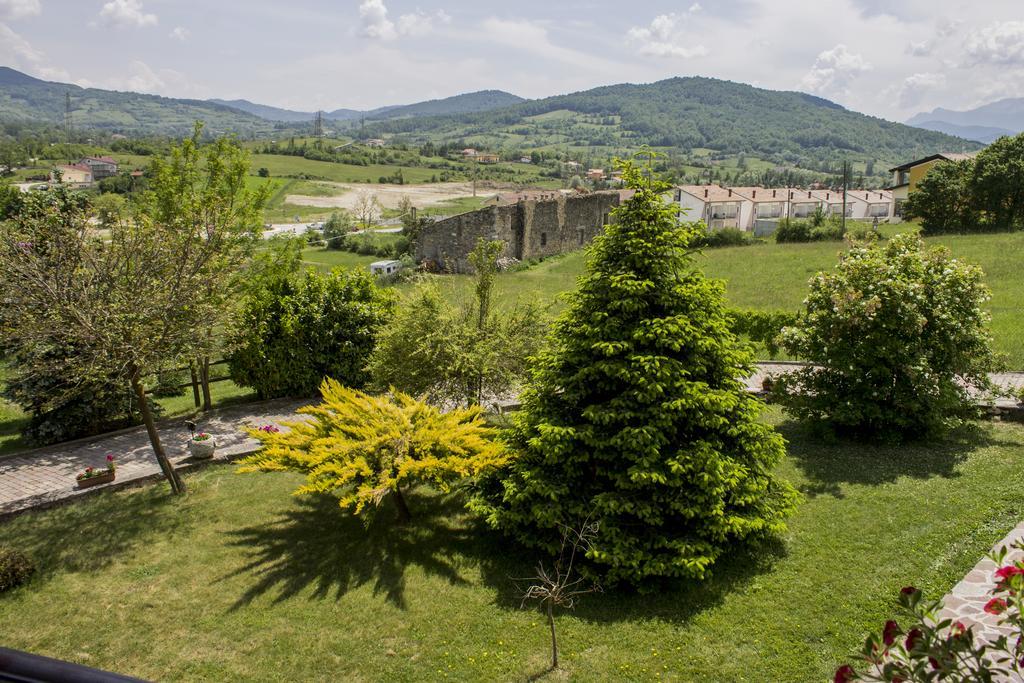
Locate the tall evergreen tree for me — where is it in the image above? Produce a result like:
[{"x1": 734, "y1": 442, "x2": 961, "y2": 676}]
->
[{"x1": 472, "y1": 155, "x2": 797, "y2": 586}]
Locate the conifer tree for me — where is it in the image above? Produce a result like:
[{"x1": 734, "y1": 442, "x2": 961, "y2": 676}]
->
[
  {"x1": 472, "y1": 154, "x2": 798, "y2": 586},
  {"x1": 239, "y1": 379, "x2": 507, "y2": 522}
]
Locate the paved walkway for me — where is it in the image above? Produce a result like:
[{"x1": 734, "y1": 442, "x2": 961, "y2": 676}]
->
[
  {"x1": 0, "y1": 398, "x2": 305, "y2": 517},
  {"x1": 1, "y1": 364, "x2": 1022, "y2": 519},
  {"x1": 937, "y1": 521, "x2": 1024, "y2": 677}
]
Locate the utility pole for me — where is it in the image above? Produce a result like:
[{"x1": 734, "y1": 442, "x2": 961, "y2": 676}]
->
[
  {"x1": 841, "y1": 160, "x2": 849, "y2": 234},
  {"x1": 64, "y1": 91, "x2": 73, "y2": 164}
]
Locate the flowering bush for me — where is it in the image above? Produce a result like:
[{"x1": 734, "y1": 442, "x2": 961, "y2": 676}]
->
[
  {"x1": 192, "y1": 432, "x2": 212, "y2": 442},
  {"x1": 775, "y1": 234, "x2": 999, "y2": 439},
  {"x1": 836, "y1": 541, "x2": 1024, "y2": 681},
  {"x1": 257, "y1": 424, "x2": 280, "y2": 434},
  {"x1": 76, "y1": 454, "x2": 116, "y2": 481}
]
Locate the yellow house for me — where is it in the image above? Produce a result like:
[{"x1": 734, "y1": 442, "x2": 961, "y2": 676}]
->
[
  {"x1": 887, "y1": 152, "x2": 976, "y2": 220},
  {"x1": 50, "y1": 163, "x2": 93, "y2": 187}
]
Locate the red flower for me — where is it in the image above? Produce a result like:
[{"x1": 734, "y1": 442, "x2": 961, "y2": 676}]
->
[
  {"x1": 995, "y1": 565, "x2": 1024, "y2": 581},
  {"x1": 928, "y1": 656, "x2": 941, "y2": 670},
  {"x1": 85, "y1": 467, "x2": 93, "y2": 473},
  {"x1": 984, "y1": 597, "x2": 1008, "y2": 615},
  {"x1": 904, "y1": 628, "x2": 923, "y2": 650},
  {"x1": 834, "y1": 664, "x2": 856, "y2": 683},
  {"x1": 882, "y1": 620, "x2": 900, "y2": 646},
  {"x1": 106, "y1": 454, "x2": 114, "y2": 461},
  {"x1": 900, "y1": 586, "x2": 917, "y2": 595},
  {"x1": 949, "y1": 621, "x2": 967, "y2": 640}
]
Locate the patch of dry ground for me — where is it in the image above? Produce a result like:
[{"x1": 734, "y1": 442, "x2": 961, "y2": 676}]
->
[{"x1": 286, "y1": 181, "x2": 486, "y2": 210}]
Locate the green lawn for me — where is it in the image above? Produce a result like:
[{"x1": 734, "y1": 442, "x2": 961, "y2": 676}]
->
[
  {"x1": 251, "y1": 154, "x2": 450, "y2": 184},
  {"x1": 0, "y1": 364, "x2": 29, "y2": 457},
  {"x1": 435, "y1": 230, "x2": 1024, "y2": 367},
  {"x1": 1, "y1": 411, "x2": 1022, "y2": 681}
]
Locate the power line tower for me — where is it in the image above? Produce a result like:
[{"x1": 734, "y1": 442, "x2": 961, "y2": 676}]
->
[
  {"x1": 313, "y1": 110, "x2": 324, "y2": 147},
  {"x1": 64, "y1": 91, "x2": 73, "y2": 164}
]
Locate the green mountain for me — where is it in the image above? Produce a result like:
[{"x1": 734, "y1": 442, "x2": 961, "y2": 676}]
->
[
  {"x1": 0, "y1": 67, "x2": 273, "y2": 136},
  {"x1": 364, "y1": 77, "x2": 980, "y2": 166},
  {"x1": 212, "y1": 90, "x2": 524, "y2": 123}
]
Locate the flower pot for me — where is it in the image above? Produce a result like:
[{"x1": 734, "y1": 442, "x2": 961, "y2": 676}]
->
[
  {"x1": 189, "y1": 439, "x2": 217, "y2": 459},
  {"x1": 77, "y1": 471, "x2": 115, "y2": 489}
]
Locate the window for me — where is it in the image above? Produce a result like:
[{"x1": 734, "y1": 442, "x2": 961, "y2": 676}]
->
[
  {"x1": 757, "y1": 202, "x2": 782, "y2": 218},
  {"x1": 710, "y1": 203, "x2": 738, "y2": 219},
  {"x1": 869, "y1": 204, "x2": 889, "y2": 217},
  {"x1": 602, "y1": 212, "x2": 610, "y2": 225},
  {"x1": 540, "y1": 232, "x2": 547, "y2": 246},
  {"x1": 894, "y1": 200, "x2": 906, "y2": 217}
]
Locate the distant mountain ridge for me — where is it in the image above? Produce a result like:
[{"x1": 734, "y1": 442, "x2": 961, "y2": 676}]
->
[
  {"x1": 210, "y1": 90, "x2": 525, "y2": 123},
  {"x1": 362, "y1": 76, "x2": 980, "y2": 165},
  {"x1": 907, "y1": 98, "x2": 1024, "y2": 143}
]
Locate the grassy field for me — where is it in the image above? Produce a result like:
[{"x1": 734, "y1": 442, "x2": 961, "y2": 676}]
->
[
  {"x1": 1, "y1": 411, "x2": 1022, "y2": 681},
  {"x1": 414, "y1": 230, "x2": 1024, "y2": 367},
  {"x1": 251, "y1": 155, "x2": 453, "y2": 184}
]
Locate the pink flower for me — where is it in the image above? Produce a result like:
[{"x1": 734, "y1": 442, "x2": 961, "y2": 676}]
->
[
  {"x1": 834, "y1": 664, "x2": 855, "y2": 683},
  {"x1": 984, "y1": 597, "x2": 1008, "y2": 615}
]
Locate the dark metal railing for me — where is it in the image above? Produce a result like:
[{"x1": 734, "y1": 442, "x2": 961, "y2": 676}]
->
[{"x1": 0, "y1": 647, "x2": 148, "y2": 683}]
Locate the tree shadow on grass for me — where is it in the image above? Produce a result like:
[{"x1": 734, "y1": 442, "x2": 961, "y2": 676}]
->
[
  {"x1": 779, "y1": 418, "x2": 1005, "y2": 498},
  {"x1": 477, "y1": 531, "x2": 789, "y2": 627},
  {"x1": 222, "y1": 490, "x2": 484, "y2": 610},
  {"x1": 0, "y1": 485, "x2": 190, "y2": 579}
]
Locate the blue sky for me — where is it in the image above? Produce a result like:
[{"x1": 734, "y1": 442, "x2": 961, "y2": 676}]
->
[{"x1": 1, "y1": 0, "x2": 1023, "y2": 121}]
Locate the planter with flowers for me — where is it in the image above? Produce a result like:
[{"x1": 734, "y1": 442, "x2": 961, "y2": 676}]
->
[
  {"x1": 189, "y1": 432, "x2": 216, "y2": 459},
  {"x1": 76, "y1": 455, "x2": 116, "y2": 489}
]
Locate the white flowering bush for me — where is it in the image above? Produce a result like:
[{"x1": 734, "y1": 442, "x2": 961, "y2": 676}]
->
[{"x1": 774, "y1": 234, "x2": 999, "y2": 439}]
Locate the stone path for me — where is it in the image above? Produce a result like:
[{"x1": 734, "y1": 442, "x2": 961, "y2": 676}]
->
[
  {"x1": 0, "y1": 398, "x2": 306, "y2": 517},
  {"x1": 937, "y1": 521, "x2": 1024, "y2": 676},
  {"x1": 2, "y1": 364, "x2": 1023, "y2": 520}
]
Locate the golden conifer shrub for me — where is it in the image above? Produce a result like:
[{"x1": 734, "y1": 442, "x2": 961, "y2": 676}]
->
[{"x1": 238, "y1": 379, "x2": 507, "y2": 521}]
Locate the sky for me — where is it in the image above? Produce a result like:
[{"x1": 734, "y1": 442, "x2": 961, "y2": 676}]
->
[{"x1": 1, "y1": 0, "x2": 1023, "y2": 122}]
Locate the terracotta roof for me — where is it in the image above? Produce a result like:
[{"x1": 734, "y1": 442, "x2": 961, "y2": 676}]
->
[
  {"x1": 726, "y1": 187, "x2": 789, "y2": 203},
  {"x1": 677, "y1": 184, "x2": 750, "y2": 202},
  {"x1": 58, "y1": 163, "x2": 92, "y2": 173}
]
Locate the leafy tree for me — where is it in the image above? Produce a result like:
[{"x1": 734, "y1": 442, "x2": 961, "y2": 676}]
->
[
  {"x1": 368, "y1": 240, "x2": 545, "y2": 407},
  {"x1": 904, "y1": 159, "x2": 977, "y2": 234},
  {"x1": 775, "y1": 234, "x2": 998, "y2": 438},
  {"x1": 323, "y1": 210, "x2": 355, "y2": 249},
  {"x1": 970, "y1": 133, "x2": 1024, "y2": 230},
  {"x1": 471, "y1": 156, "x2": 798, "y2": 587},
  {"x1": 92, "y1": 192, "x2": 127, "y2": 230},
  {"x1": 238, "y1": 379, "x2": 507, "y2": 522},
  {"x1": 0, "y1": 181, "x2": 22, "y2": 220},
  {"x1": 353, "y1": 191, "x2": 382, "y2": 229},
  {"x1": 257, "y1": 167, "x2": 270, "y2": 178},
  {"x1": 0, "y1": 173, "x2": 246, "y2": 493},
  {"x1": 140, "y1": 125, "x2": 269, "y2": 409},
  {"x1": 229, "y1": 268, "x2": 395, "y2": 399}
]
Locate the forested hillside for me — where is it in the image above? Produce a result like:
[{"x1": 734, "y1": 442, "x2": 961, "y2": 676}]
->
[{"x1": 365, "y1": 77, "x2": 978, "y2": 166}]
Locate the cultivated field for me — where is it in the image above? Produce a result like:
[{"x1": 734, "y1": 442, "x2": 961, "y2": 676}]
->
[{"x1": 285, "y1": 181, "x2": 484, "y2": 211}]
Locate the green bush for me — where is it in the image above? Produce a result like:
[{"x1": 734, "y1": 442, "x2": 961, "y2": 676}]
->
[
  {"x1": 229, "y1": 269, "x2": 395, "y2": 399},
  {"x1": 0, "y1": 547, "x2": 35, "y2": 593},
  {"x1": 728, "y1": 309, "x2": 797, "y2": 358},
  {"x1": 693, "y1": 227, "x2": 754, "y2": 248},
  {"x1": 774, "y1": 218, "x2": 812, "y2": 243},
  {"x1": 775, "y1": 234, "x2": 998, "y2": 438},
  {"x1": 471, "y1": 158, "x2": 798, "y2": 587}
]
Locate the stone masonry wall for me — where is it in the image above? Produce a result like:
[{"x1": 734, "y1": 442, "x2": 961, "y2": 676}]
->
[{"x1": 415, "y1": 191, "x2": 623, "y2": 273}]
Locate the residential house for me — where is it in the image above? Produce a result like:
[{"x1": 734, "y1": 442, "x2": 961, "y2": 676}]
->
[
  {"x1": 810, "y1": 190, "x2": 851, "y2": 218},
  {"x1": 674, "y1": 185, "x2": 754, "y2": 231},
  {"x1": 365, "y1": 139, "x2": 386, "y2": 148},
  {"x1": 80, "y1": 156, "x2": 118, "y2": 180},
  {"x1": 51, "y1": 163, "x2": 93, "y2": 187},
  {"x1": 519, "y1": 156, "x2": 533, "y2": 164},
  {"x1": 728, "y1": 187, "x2": 789, "y2": 233},
  {"x1": 786, "y1": 189, "x2": 826, "y2": 219},
  {"x1": 887, "y1": 152, "x2": 976, "y2": 221},
  {"x1": 586, "y1": 168, "x2": 606, "y2": 181},
  {"x1": 475, "y1": 153, "x2": 500, "y2": 164},
  {"x1": 461, "y1": 148, "x2": 478, "y2": 158},
  {"x1": 844, "y1": 190, "x2": 893, "y2": 221}
]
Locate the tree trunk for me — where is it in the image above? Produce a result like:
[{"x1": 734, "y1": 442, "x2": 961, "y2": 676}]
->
[
  {"x1": 547, "y1": 600, "x2": 558, "y2": 670},
  {"x1": 190, "y1": 364, "x2": 201, "y2": 408},
  {"x1": 130, "y1": 374, "x2": 186, "y2": 495},
  {"x1": 392, "y1": 486, "x2": 411, "y2": 524},
  {"x1": 200, "y1": 356, "x2": 212, "y2": 411}
]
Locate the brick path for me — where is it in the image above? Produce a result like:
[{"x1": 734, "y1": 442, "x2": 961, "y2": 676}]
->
[
  {"x1": 936, "y1": 521, "x2": 1024, "y2": 678},
  {"x1": 0, "y1": 398, "x2": 305, "y2": 517}
]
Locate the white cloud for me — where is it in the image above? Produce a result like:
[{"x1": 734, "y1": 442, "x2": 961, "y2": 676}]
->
[
  {"x1": 98, "y1": 0, "x2": 157, "y2": 29},
  {"x1": 359, "y1": 0, "x2": 448, "y2": 41},
  {"x1": 0, "y1": 0, "x2": 40, "y2": 20},
  {"x1": 169, "y1": 26, "x2": 189, "y2": 41},
  {"x1": 0, "y1": 21, "x2": 40, "y2": 64},
  {"x1": 905, "y1": 40, "x2": 931, "y2": 57},
  {"x1": 964, "y1": 20, "x2": 1024, "y2": 66},
  {"x1": 800, "y1": 44, "x2": 871, "y2": 96},
  {"x1": 626, "y1": 13, "x2": 709, "y2": 59},
  {"x1": 895, "y1": 72, "x2": 946, "y2": 107}
]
